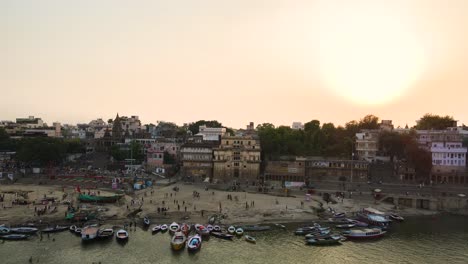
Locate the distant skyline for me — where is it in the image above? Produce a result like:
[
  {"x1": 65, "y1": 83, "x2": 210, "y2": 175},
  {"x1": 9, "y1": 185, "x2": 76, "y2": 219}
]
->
[{"x1": 2, "y1": 1, "x2": 468, "y2": 128}]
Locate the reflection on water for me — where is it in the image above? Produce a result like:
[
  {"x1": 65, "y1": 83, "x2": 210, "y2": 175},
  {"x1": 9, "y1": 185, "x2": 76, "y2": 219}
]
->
[{"x1": 1, "y1": 215, "x2": 468, "y2": 264}]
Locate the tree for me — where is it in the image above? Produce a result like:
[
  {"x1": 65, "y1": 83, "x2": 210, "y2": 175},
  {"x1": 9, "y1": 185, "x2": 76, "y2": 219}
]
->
[
  {"x1": 16, "y1": 138, "x2": 67, "y2": 166},
  {"x1": 107, "y1": 119, "x2": 113, "y2": 125},
  {"x1": 414, "y1": 114, "x2": 456, "y2": 130},
  {"x1": 304, "y1": 120, "x2": 320, "y2": 132},
  {"x1": 378, "y1": 131, "x2": 406, "y2": 161},
  {"x1": 0, "y1": 128, "x2": 16, "y2": 151},
  {"x1": 358, "y1": 115, "x2": 380, "y2": 130},
  {"x1": 163, "y1": 151, "x2": 177, "y2": 165},
  {"x1": 405, "y1": 143, "x2": 432, "y2": 182}
]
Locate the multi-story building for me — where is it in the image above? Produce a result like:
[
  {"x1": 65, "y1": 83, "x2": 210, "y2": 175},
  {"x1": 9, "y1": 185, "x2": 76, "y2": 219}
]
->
[
  {"x1": 355, "y1": 130, "x2": 379, "y2": 162},
  {"x1": 196, "y1": 125, "x2": 226, "y2": 141},
  {"x1": 264, "y1": 157, "x2": 306, "y2": 184},
  {"x1": 291, "y1": 122, "x2": 304, "y2": 130},
  {"x1": 304, "y1": 157, "x2": 369, "y2": 183},
  {"x1": 120, "y1": 115, "x2": 141, "y2": 135},
  {"x1": 180, "y1": 137, "x2": 219, "y2": 182},
  {"x1": 16, "y1": 116, "x2": 44, "y2": 128},
  {"x1": 212, "y1": 135, "x2": 261, "y2": 183}
]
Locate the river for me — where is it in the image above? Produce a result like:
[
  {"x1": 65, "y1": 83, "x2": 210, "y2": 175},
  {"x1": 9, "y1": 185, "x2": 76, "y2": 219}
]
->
[{"x1": 1, "y1": 215, "x2": 468, "y2": 264}]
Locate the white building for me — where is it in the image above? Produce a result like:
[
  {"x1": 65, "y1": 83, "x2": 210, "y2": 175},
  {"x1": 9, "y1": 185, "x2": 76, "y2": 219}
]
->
[
  {"x1": 291, "y1": 122, "x2": 304, "y2": 130},
  {"x1": 16, "y1": 116, "x2": 44, "y2": 128},
  {"x1": 431, "y1": 142, "x2": 467, "y2": 167},
  {"x1": 355, "y1": 130, "x2": 379, "y2": 162},
  {"x1": 120, "y1": 115, "x2": 141, "y2": 135},
  {"x1": 196, "y1": 125, "x2": 226, "y2": 141}
]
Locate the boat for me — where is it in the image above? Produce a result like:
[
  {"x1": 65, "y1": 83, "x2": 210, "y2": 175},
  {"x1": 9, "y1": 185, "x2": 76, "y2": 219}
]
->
[
  {"x1": 245, "y1": 235, "x2": 256, "y2": 243},
  {"x1": 97, "y1": 228, "x2": 114, "y2": 239},
  {"x1": 342, "y1": 228, "x2": 386, "y2": 239},
  {"x1": 357, "y1": 212, "x2": 391, "y2": 229},
  {"x1": 143, "y1": 217, "x2": 150, "y2": 226},
  {"x1": 213, "y1": 225, "x2": 221, "y2": 232},
  {"x1": 187, "y1": 234, "x2": 202, "y2": 251},
  {"x1": 275, "y1": 224, "x2": 286, "y2": 229},
  {"x1": 42, "y1": 225, "x2": 69, "y2": 233},
  {"x1": 116, "y1": 229, "x2": 129, "y2": 241},
  {"x1": 327, "y1": 218, "x2": 354, "y2": 224},
  {"x1": 180, "y1": 223, "x2": 191, "y2": 235},
  {"x1": 152, "y1": 225, "x2": 161, "y2": 233},
  {"x1": 208, "y1": 216, "x2": 216, "y2": 224},
  {"x1": 81, "y1": 225, "x2": 99, "y2": 241},
  {"x1": 211, "y1": 232, "x2": 234, "y2": 240},
  {"x1": 170, "y1": 232, "x2": 186, "y2": 251},
  {"x1": 295, "y1": 227, "x2": 330, "y2": 236},
  {"x1": 194, "y1": 224, "x2": 202, "y2": 230},
  {"x1": 304, "y1": 230, "x2": 331, "y2": 239},
  {"x1": 388, "y1": 214, "x2": 404, "y2": 222},
  {"x1": 348, "y1": 219, "x2": 368, "y2": 227},
  {"x1": 69, "y1": 225, "x2": 77, "y2": 232},
  {"x1": 74, "y1": 227, "x2": 82, "y2": 235},
  {"x1": 336, "y1": 224, "x2": 356, "y2": 229},
  {"x1": 227, "y1": 226, "x2": 236, "y2": 234},
  {"x1": 78, "y1": 193, "x2": 123, "y2": 203},
  {"x1": 240, "y1": 225, "x2": 271, "y2": 232},
  {"x1": 334, "y1": 213, "x2": 346, "y2": 218},
  {"x1": 195, "y1": 225, "x2": 210, "y2": 238},
  {"x1": 10, "y1": 227, "x2": 38, "y2": 234},
  {"x1": 0, "y1": 234, "x2": 29, "y2": 240},
  {"x1": 235, "y1": 228, "x2": 244, "y2": 236},
  {"x1": 306, "y1": 235, "x2": 343, "y2": 246},
  {"x1": 0, "y1": 225, "x2": 10, "y2": 234},
  {"x1": 169, "y1": 222, "x2": 180, "y2": 234},
  {"x1": 206, "y1": 225, "x2": 214, "y2": 232},
  {"x1": 160, "y1": 224, "x2": 168, "y2": 232}
]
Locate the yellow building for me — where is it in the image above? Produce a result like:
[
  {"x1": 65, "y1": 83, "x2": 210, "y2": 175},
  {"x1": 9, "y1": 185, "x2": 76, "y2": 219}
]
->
[{"x1": 213, "y1": 135, "x2": 261, "y2": 183}]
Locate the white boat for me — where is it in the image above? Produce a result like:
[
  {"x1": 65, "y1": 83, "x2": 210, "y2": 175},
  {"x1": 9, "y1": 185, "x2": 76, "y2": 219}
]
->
[
  {"x1": 342, "y1": 228, "x2": 386, "y2": 239},
  {"x1": 160, "y1": 224, "x2": 168, "y2": 232},
  {"x1": 171, "y1": 232, "x2": 186, "y2": 251},
  {"x1": 169, "y1": 222, "x2": 180, "y2": 234},
  {"x1": 152, "y1": 225, "x2": 161, "y2": 233},
  {"x1": 143, "y1": 216, "x2": 151, "y2": 226},
  {"x1": 235, "y1": 228, "x2": 244, "y2": 236},
  {"x1": 227, "y1": 226, "x2": 236, "y2": 234},
  {"x1": 97, "y1": 228, "x2": 114, "y2": 239},
  {"x1": 116, "y1": 229, "x2": 129, "y2": 241},
  {"x1": 206, "y1": 225, "x2": 214, "y2": 232},
  {"x1": 69, "y1": 225, "x2": 77, "y2": 232},
  {"x1": 81, "y1": 226, "x2": 99, "y2": 241},
  {"x1": 0, "y1": 225, "x2": 10, "y2": 234},
  {"x1": 275, "y1": 224, "x2": 286, "y2": 229},
  {"x1": 388, "y1": 214, "x2": 404, "y2": 222},
  {"x1": 187, "y1": 234, "x2": 202, "y2": 251},
  {"x1": 213, "y1": 225, "x2": 221, "y2": 232},
  {"x1": 245, "y1": 235, "x2": 256, "y2": 243},
  {"x1": 10, "y1": 227, "x2": 38, "y2": 234}
]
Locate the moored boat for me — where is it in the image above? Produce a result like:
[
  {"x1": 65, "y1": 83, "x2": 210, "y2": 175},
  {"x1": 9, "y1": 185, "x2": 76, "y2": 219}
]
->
[
  {"x1": 348, "y1": 219, "x2": 368, "y2": 227},
  {"x1": 227, "y1": 226, "x2": 236, "y2": 234},
  {"x1": 388, "y1": 214, "x2": 404, "y2": 222},
  {"x1": 235, "y1": 228, "x2": 244, "y2": 236},
  {"x1": 0, "y1": 234, "x2": 29, "y2": 240},
  {"x1": 275, "y1": 223, "x2": 286, "y2": 229},
  {"x1": 10, "y1": 227, "x2": 38, "y2": 234},
  {"x1": 42, "y1": 225, "x2": 69, "y2": 233},
  {"x1": 81, "y1": 225, "x2": 99, "y2": 241},
  {"x1": 78, "y1": 193, "x2": 123, "y2": 203},
  {"x1": 152, "y1": 225, "x2": 161, "y2": 233},
  {"x1": 195, "y1": 225, "x2": 210, "y2": 238},
  {"x1": 187, "y1": 234, "x2": 202, "y2": 252},
  {"x1": 180, "y1": 223, "x2": 190, "y2": 235},
  {"x1": 0, "y1": 225, "x2": 10, "y2": 234},
  {"x1": 69, "y1": 225, "x2": 77, "y2": 232},
  {"x1": 342, "y1": 228, "x2": 386, "y2": 239},
  {"x1": 336, "y1": 224, "x2": 356, "y2": 229},
  {"x1": 304, "y1": 230, "x2": 331, "y2": 239},
  {"x1": 116, "y1": 229, "x2": 129, "y2": 241},
  {"x1": 295, "y1": 227, "x2": 330, "y2": 236},
  {"x1": 306, "y1": 235, "x2": 343, "y2": 246},
  {"x1": 143, "y1": 216, "x2": 151, "y2": 226},
  {"x1": 160, "y1": 224, "x2": 168, "y2": 232},
  {"x1": 206, "y1": 225, "x2": 214, "y2": 232},
  {"x1": 213, "y1": 225, "x2": 221, "y2": 232},
  {"x1": 169, "y1": 222, "x2": 180, "y2": 234},
  {"x1": 74, "y1": 227, "x2": 82, "y2": 235},
  {"x1": 97, "y1": 228, "x2": 114, "y2": 239},
  {"x1": 170, "y1": 232, "x2": 186, "y2": 251},
  {"x1": 334, "y1": 213, "x2": 346, "y2": 218},
  {"x1": 211, "y1": 232, "x2": 234, "y2": 240},
  {"x1": 240, "y1": 225, "x2": 271, "y2": 232},
  {"x1": 245, "y1": 235, "x2": 256, "y2": 243}
]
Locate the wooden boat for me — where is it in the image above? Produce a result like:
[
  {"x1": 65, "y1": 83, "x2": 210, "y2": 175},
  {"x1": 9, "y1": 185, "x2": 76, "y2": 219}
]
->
[
  {"x1": 42, "y1": 225, "x2": 69, "y2": 233},
  {"x1": 336, "y1": 224, "x2": 356, "y2": 229},
  {"x1": 10, "y1": 227, "x2": 38, "y2": 234},
  {"x1": 97, "y1": 228, "x2": 114, "y2": 239},
  {"x1": 152, "y1": 225, "x2": 161, "y2": 233},
  {"x1": 195, "y1": 225, "x2": 210, "y2": 238},
  {"x1": 78, "y1": 194, "x2": 123, "y2": 203},
  {"x1": 206, "y1": 225, "x2": 214, "y2": 232},
  {"x1": 208, "y1": 216, "x2": 216, "y2": 224},
  {"x1": 235, "y1": 228, "x2": 244, "y2": 236},
  {"x1": 160, "y1": 224, "x2": 168, "y2": 232},
  {"x1": 170, "y1": 232, "x2": 186, "y2": 251},
  {"x1": 275, "y1": 224, "x2": 286, "y2": 229},
  {"x1": 180, "y1": 223, "x2": 190, "y2": 235},
  {"x1": 115, "y1": 229, "x2": 129, "y2": 241},
  {"x1": 306, "y1": 235, "x2": 342, "y2": 246},
  {"x1": 187, "y1": 234, "x2": 202, "y2": 251},
  {"x1": 74, "y1": 227, "x2": 82, "y2": 235},
  {"x1": 0, "y1": 234, "x2": 29, "y2": 240},
  {"x1": 81, "y1": 226, "x2": 99, "y2": 241},
  {"x1": 304, "y1": 230, "x2": 331, "y2": 239},
  {"x1": 342, "y1": 228, "x2": 386, "y2": 239},
  {"x1": 69, "y1": 225, "x2": 77, "y2": 232},
  {"x1": 334, "y1": 213, "x2": 346, "y2": 218},
  {"x1": 143, "y1": 217, "x2": 150, "y2": 226},
  {"x1": 213, "y1": 225, "x2": 221, "y2": 232},
  {"x1": 240, "y1": 225, "x2": 271, "y2": 232},
  {"x1": 0, "y1": 225, "x2": 10, "y2": 234},
  {"x1": 388, "y1": 214, "x2": 404, "y2": 222},
  {"x1": 357, "y1": 213, "x2": 391, "y2": 229},
  {"x1": 227, "y1": 226, "x2": 236, "y2": 234},
  {"x1": 245, "y1": 235, "x2": 256, "y2": 243},
  {"x1": 169, "y1": 222, "x2": 180, "y2": 234},
  {"x1": 295, "y1": 227, "x2": 330, "y2": 236},
  {"x1": 348, "y1": 219, "x2": 368, "y2": 227},
  {"x1": 211, "y1": 232, "x2": 234, "y2": 240}
]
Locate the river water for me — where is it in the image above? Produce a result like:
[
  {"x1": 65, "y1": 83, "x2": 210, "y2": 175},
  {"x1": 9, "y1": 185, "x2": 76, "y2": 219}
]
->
[{"x1": 1, "y1": 215, "x2": 468, "y2": 264}]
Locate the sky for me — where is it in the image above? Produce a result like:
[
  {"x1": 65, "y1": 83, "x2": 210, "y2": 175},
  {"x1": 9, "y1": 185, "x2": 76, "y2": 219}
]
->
[{"x1": 2, "y1": 0, "x2": 468, "y2": 129}]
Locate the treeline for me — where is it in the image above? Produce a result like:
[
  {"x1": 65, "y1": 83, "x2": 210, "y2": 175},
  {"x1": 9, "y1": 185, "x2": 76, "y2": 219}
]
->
[{"x1": 0, "y1": 128, "x2": 85, "y2": 166}]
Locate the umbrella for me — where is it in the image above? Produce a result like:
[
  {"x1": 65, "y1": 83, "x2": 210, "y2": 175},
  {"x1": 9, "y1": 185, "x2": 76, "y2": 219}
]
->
[
  {"x1": 457, "y1": 194, "x2": 466, "y2": 198},
  {"x1": 374, "y1": 189, "x2": 382, "y2": 193}
]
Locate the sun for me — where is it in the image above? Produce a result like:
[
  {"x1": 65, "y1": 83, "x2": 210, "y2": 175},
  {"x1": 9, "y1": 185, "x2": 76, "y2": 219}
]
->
[{"x1": 316, "y1": 1, "x2": 426, "y2": 105}]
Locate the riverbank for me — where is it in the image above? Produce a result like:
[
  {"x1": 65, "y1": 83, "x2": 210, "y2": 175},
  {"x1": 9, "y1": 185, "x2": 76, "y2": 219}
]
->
[{"x1": 0, "y1": 183, "x2": 440, "y2": 226}]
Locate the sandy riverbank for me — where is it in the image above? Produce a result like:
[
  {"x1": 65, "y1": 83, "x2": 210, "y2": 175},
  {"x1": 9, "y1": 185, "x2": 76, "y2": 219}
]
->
[{"x1": 0, "y1": 183, "x2": 438, "y2": 226}]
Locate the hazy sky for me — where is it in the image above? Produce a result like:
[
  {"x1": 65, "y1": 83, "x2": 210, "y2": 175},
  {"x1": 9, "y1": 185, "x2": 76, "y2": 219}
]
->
[{"x1": 2, "y1": 0, "x2": 468, "y2": 128}]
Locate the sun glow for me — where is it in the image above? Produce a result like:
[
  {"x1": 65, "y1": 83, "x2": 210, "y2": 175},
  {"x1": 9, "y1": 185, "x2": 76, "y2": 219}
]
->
[{"x1": 316, "y1": 1, "x2": 426, "y2": 105}]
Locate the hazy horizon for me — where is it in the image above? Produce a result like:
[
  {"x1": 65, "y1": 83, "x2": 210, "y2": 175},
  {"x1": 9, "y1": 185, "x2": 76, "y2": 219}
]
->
[{"x1": 2, "y1": 0, "x2": 468, "y2": 129}]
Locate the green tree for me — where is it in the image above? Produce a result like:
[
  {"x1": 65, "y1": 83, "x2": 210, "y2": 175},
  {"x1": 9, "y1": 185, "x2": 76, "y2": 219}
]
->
[
  {"x1": 414, "y1": 114, "x2": 456, "y2": 130},
  {"x1": 163, "y1": 151, "x2": 177, "y2": 164},
  {"x1": 358, "y1": 114, "x2": 380, "y2": 130},
  {"x1": 16, "y1": 138, "x2": 67, "y2": 166},
  {"x1": 0, "y1": 128, "x2": 16, "y2": 151}
]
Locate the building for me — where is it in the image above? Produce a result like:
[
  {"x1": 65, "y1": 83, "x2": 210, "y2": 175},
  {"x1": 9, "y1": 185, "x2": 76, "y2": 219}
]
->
[
  {"x1": 196, "y1": 125, "x2": 226, "y2": 141},
  {"x1": 120, "y1": 115, "x2": 142, "y2": 135},
  {"x1": 380, "y1": 120, "x2": 394, "y2": 131},
  {"x1": 304, "y1": 157, "x2": 369, "y2": 183},
  {"x1": 16, "y1": 116, "x2": 44, "y2": 128},
  {"x1": 291, "y1": 122, "x2": 304, "y2": 130},
  {"x1": 355, "y1": 130, "x2": 379, "y2": 162},
  {"x1": 180, "y1": 138, "x2": 219, "y2": 182},
  {"x1": 212, "y1": 135, "x2": 261, "y2": 183},
  {"x1": 264, "y1": 157, "x2": 306, "y2": 185}
]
